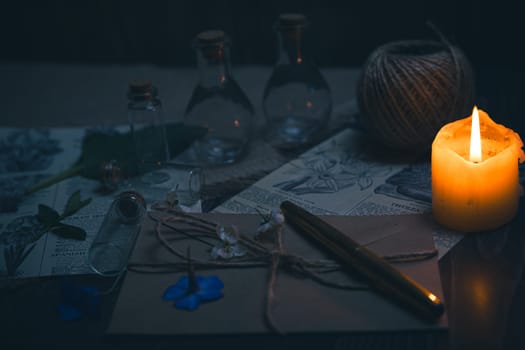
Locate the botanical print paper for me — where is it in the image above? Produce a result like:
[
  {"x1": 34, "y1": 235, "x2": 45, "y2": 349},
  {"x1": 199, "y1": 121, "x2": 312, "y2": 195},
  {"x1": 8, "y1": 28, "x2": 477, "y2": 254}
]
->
[
  {"x1": 0, "y1": 127, "x2": 201, "y2": 278},
  {"x1": 215, "y1": 128, "x2": 463, "y2": 258}
]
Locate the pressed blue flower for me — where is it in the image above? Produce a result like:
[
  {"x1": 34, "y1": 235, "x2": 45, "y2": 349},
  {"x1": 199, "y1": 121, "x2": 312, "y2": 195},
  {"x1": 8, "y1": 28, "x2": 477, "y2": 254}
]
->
[
  {"x1": 164, "y1": 247, "x2": 224, "y2": 311},
  {"x1": 58, "y1": 277, "x2": 100, "y2": 321},
  {"x1": 163, "y1": 274, "x2": 224, "y2": 311}
]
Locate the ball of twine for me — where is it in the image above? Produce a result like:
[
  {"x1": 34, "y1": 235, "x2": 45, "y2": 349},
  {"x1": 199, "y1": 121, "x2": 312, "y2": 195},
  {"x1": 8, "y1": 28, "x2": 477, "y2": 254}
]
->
[{"x1": 356, "y1": 40, "x2": 475, "y2": 153}]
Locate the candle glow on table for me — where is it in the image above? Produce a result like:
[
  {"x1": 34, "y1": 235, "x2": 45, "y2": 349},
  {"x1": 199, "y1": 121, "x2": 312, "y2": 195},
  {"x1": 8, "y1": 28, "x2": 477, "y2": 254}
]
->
[{"x1": 432, "y1": 107, "x2": 525, "y2": 232}]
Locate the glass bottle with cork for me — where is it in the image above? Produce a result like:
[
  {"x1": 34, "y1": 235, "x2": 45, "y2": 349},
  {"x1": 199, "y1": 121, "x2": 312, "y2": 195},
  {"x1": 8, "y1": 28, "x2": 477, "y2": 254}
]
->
[
  {"x1": 183, "y1": 30, "x2": 254, "y2": 166},
  {"x1": 127, "y1": 80, "x2": 170, "y2": 183},
  {"x1": 262, "y1": 14, "x2": 332, "y2": 150}
]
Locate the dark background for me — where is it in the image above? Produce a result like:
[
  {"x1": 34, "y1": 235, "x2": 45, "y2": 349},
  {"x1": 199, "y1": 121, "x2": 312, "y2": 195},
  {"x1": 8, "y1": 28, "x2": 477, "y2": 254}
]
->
[
  {"x1": 1, "y1": 0, "x2": 524, "y2": 136},
  {"x1": 0, "y1": 0, "x2": 523, "y2": 71}
]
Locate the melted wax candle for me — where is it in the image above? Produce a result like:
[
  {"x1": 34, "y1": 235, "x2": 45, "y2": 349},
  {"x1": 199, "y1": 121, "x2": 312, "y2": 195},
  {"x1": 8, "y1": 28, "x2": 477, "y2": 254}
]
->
[{"x1": 432, "y1": 107, "x2": 524, "y2": 232}]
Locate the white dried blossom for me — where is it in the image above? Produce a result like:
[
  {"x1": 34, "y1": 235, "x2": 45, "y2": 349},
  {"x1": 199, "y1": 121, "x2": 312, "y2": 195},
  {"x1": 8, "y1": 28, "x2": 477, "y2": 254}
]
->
[
  {"x1": 210, "y1": 224, "x2": 246, "y2": 259},
  {"x1": 216, "y1": 225, "x2": 240, "y2": 245},
  {"x1": 210, "y1": 244, "x2": 247, "y2": 259},
  {"x1": 256, "y1": 208, "x2": 285, "y2": 239}
]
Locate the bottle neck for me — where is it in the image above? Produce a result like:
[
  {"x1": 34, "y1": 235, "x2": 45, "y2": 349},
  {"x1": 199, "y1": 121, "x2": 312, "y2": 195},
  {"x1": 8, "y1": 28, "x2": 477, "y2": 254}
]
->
[
  {"x1": 128, "y1": 97, "x2": 161, "y2": 111},
  {"x1": 127, "y1": 86, "x2": 161, "y2": 111},
  {"x1": 276, "y1": 26, "x2": 307, "y2": 65},
  {"x1": 195, "y1": 43, "x2": 232, "y2": 88}
]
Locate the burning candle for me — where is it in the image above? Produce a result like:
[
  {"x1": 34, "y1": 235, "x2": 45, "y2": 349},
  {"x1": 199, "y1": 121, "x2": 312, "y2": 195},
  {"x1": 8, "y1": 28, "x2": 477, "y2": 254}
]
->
[{"x1": 432, "y1": 106, "x2": 524, "y2": 232}]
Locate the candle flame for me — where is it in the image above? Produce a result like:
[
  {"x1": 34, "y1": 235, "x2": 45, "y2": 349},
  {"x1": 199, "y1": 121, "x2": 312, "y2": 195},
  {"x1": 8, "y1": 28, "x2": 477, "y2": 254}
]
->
[
  {"x1": 428, "y1": 293, "x2": 438, "y2": 302},
  {"x1": 469, "y1": 106, "x2": 482, "y2": 163}
]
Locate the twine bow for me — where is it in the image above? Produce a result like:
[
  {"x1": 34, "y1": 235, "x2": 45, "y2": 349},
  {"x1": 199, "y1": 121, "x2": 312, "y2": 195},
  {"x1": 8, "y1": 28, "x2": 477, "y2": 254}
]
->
[{"x1": 128, "y1": 203, "x2": 437, "y2": 334}]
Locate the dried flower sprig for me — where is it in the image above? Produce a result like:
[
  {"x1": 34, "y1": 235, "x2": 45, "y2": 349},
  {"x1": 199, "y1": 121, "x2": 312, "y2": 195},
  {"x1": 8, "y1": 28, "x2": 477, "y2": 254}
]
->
[
  {"x1": 210, "y1": 225, "x2": 247, "y2": 259},
  {"x1": 255, "y1": 208, "x2": 285, "y2": 241}
]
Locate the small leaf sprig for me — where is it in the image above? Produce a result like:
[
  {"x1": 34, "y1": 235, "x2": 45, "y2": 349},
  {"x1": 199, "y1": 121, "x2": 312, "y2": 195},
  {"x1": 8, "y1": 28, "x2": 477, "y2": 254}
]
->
[{"x1": 37, "y1": 190, "x2": 92, "y2": 240}]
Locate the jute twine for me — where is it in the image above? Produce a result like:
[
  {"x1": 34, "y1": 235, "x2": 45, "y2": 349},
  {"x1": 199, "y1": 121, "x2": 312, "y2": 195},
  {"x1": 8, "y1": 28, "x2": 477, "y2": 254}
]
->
[
  {"x1": 128, "y1": 204, "x2": 438, "y2": 334},
  {"x1": 357, "y1": 39, "x2": 475, "y2": 152}
]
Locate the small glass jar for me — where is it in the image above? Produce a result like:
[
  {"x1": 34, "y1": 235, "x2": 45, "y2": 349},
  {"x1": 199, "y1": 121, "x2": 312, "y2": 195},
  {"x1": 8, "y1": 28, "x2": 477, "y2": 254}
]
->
[
  {"x1": 127, "y1": 80, "x2": 170, "y2": 182},
  {"x1": 183, "y1": 30, "x2": 254, "y2": 166},
  {"x1": 262, "y1": 14, "x2": 332, "y2": 149},
  {"x1": 163, "y1": 163, "x2": 204, "y2": 208},
  {"x1": 88, "y1": 191, "x2": 146, "y2": 276}
]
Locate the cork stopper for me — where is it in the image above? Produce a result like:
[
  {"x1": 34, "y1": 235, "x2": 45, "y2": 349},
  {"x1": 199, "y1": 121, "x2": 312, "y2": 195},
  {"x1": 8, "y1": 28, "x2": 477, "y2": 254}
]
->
[
  {"x1": 128, "y1": 79, "x2": 152, "y2": 94},
  {"x1": 127, "y1": 79, "x2": 158, "y2": 101},
  {"x1": 279, "y1": 13, "x2": 307, "y2": 26},
  {"x1": 196, "y1": 30, "x2": 226, "y2": 45}
]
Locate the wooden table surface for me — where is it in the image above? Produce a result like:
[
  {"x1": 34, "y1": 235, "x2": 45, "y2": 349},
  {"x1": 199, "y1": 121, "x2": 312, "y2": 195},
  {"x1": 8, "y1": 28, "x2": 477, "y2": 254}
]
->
[{"x1": 1, "y1": 62, "x2": 525, "y2": 350}]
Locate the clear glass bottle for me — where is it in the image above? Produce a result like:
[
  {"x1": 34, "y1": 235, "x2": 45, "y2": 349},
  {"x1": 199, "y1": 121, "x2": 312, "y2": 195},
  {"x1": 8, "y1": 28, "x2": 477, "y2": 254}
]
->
[
  {"x1": 262, "y1": 14, "x2": 332, "y2": 149},
  {"x1": 183, "y1": 30, "x2": 254, "y2": 165},
  {"x1": 127, "y1": 80, "x2": 170, "y2": 183},
  {"x1": 88, "y1": 191, "x2": 146, "y2": 276}
]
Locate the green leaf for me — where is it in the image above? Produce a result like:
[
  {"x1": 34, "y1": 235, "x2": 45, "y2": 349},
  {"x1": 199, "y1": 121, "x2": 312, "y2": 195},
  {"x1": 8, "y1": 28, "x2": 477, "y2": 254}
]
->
[
  {"x1": 75, "y1": 129, "x2": 136, "y2": 179},
  {"x1": 25, "y1": 165, "x2": 84, "y2": 195},
  {"x1": 25, "y1": 123, "x2": 206, "y2": 195},
  {"x1": 61, "y1": 190, "x2": 92, "y2": 218},
  {"x1": 49, "y1": 223, "x2": 87, "y2": 240},
  {"x1": 37, "y1": 204, "x2": 60, "y2": 226},
  {"x1": 76, "y1": 122, "x2": 207, "y2": 180}
]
